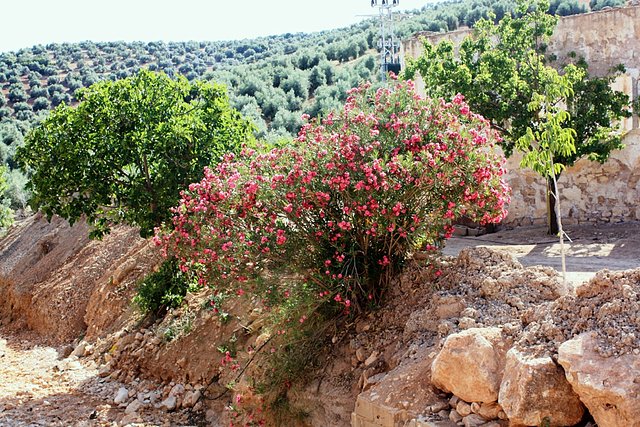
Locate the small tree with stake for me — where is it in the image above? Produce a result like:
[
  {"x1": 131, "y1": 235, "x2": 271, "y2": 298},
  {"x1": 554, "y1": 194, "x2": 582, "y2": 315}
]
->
[{"x1": 517, "y1": 66, "x2": 579, "y2": 281}]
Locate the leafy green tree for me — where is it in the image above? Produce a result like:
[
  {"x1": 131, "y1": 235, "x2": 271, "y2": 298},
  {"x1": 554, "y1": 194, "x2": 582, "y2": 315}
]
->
[
  {"x1": 8, "y1": 86, "x2": 28, "y2": 103},
  {"x1": 308, "y1": 65, "x2": 327, "y2": 95},
  {"x1": 47, "y1": 83, "x2": 65, "y2": 97},
  {"x1": 51, "y1": 92, "x2": 71, "y2": 107},
  {"x1": 12, "y1": 102, "x2": 32, "y2": 112},
  {"x1": 281, "y1": 70, "x2": 309, "y2": 99},
  {"x1": 17, "y1": 70, "x2": 253, "y2": 238},
  {"x1": 549, "y1": 0, "x2": 587, "y2": 15},
  {"x1": 272, "y1": 109, "x2": 303, "y2": 135},
  {"x1": 4, "y1": 168, "x2": 29, "y2": 210},
  {"x1": 255, "y1": 86, "x2": 288, "y2": 123},
  {"x1": 404, "y1": 0, "x2": 631, "y2": 234},
  {"x1": 29, "y1": 86, "x2": 48, "y2": 99}
]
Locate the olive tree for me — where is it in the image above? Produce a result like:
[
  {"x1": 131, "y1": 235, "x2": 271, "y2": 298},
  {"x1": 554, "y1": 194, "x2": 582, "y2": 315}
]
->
[{"x1": 17, "y1": 70, "x2": 252, "y2": 238}]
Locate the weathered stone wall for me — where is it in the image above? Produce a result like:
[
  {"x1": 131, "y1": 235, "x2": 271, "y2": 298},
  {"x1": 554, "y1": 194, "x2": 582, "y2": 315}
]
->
[
  {"x1": 505, "y1": 131, "x2": 640, "y2": 226},
  {"x1": 401, "y1": 6, "x2": 640, "y2": 225}
]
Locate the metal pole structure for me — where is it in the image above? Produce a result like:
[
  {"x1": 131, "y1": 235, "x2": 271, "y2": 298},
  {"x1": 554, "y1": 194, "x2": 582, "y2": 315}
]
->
[{"x1": 371, "y1": 0, "x2": 401, "y2": 82}]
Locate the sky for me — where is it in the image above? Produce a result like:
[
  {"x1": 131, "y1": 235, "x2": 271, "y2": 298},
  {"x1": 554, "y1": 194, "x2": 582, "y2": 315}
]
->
[{"x1": 0, "y1": 0, "x2": 434, "y2": 54}]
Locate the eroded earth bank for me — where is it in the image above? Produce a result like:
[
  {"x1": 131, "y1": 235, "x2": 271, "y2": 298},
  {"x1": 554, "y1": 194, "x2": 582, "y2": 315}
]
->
[{"x1": 1, "y1": 214, "x2": 640, "y2": 426}]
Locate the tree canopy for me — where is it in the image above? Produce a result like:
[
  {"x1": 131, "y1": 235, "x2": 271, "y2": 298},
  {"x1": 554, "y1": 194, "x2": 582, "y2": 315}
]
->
[{"x1": 17, "y1": 70, "x2": 252, "y2": 238}]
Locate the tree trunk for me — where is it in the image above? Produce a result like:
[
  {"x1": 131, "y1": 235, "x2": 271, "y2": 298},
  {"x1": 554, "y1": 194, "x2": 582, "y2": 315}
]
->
[{"x1": 547, "y1": 176, "x2": 559, "y2": 235}]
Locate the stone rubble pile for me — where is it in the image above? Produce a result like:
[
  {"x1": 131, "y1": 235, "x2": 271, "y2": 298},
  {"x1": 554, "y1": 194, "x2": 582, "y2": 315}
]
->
[
  {"x1": 424, "y1": 249, "x2": 640, "y2": 427},
  {"x1": 67, "y1": 330, "x2": 213, "y2": 427}
]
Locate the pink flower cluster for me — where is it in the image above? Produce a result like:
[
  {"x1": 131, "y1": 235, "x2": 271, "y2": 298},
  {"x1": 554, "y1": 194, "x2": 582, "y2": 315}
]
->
[{"x1": 155, "y1": 80, "x2": 510, "y2": 310}]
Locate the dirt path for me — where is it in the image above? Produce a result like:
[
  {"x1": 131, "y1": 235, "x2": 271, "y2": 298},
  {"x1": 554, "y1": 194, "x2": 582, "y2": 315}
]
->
[
  {"x1": 443, "y1": 222, "x2": 640, "y2": 284},
  {"x1": 0, "y1": 333, "x2": 192, "y2": 427},
  {"x1": 0, "y1": 335, "x2": 115, "y2": 426}
]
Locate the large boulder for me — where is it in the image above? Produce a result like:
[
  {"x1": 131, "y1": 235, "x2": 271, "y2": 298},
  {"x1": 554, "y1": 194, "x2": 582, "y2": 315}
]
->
[
  {"x1": 431, "y1": 327, "x2": 510, "y2": 403},
  {"x1": 498, "y1": 348, "x2": 584, "y2": 426},
  {"x1": 558, "y1": 332, "x2": 640, "y2": 427}
]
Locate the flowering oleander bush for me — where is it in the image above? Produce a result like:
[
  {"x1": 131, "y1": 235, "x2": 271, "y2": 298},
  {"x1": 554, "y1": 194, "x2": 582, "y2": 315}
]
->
[{"x1": 155, "y1": 80, "x2": 510, "y2": 313}]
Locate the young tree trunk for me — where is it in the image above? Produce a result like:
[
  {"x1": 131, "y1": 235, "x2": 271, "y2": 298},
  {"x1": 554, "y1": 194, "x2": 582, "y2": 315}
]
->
[
  {"x1": 548, "y1": 164, "x2": 567, "y2": 284},
  {"x1": 546, "y1": 176, "x2": 559, "y2": 235}
]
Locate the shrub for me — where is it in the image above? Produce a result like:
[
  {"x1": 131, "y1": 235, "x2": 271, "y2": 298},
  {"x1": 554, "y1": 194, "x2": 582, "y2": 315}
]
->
[
  {"x1": 8, "y1": 87, "x2": 28, "y2": 103},
  {"x1": 51, "y1": 92, "x2": 71, "y2": 107},
  {"x1": 12, "y1": 102, "x2": 32, "y2": 112},
  {"x1": 15, "y1": 110, "x2": 35, "y2": 121},
  {"x1": 32, "y1": 97, "x2": 51, "y2": 111},
  {"x1": 157, "y1": 80, "x2": 510, "y2": 312},
  {"x1": 29, "y1": 86, "x2": 48, "y2": 99},
  {"x1": 47, "y1": 84, "x2": 65, "y2": 97},
  {"x1": 133, "y1": 258, "x2": 193, "y2": 314}
]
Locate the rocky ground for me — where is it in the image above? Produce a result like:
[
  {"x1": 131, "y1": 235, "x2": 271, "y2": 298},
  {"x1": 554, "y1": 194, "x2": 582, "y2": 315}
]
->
[
  {"x1": 1, "y1": 217, "x2": 640, "y2": 426},
  {"x1": 0, "y1": 329, "x2": 197, "y2": 427}
]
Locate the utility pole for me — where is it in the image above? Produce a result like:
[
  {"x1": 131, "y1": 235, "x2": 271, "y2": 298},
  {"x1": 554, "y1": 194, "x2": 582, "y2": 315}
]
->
[{"x1": 371, "y1": 0, "x2": 401, "y2": 81}]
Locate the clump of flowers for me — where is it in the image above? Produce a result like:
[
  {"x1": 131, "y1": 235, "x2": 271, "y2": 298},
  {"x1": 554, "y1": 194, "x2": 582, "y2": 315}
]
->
[{"x1": 155, "y1": 80, "x2": 510, "y2": 312}]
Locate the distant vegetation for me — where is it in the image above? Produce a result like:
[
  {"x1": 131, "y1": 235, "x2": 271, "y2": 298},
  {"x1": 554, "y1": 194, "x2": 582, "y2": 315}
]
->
[{"x1": 0, "y1": 0, "x2": 627, "y2": 222}]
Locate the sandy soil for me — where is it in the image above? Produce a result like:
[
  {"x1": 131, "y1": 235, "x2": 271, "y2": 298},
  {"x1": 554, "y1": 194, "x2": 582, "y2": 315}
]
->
[{"x1": 0, "y1": 333, "x2": 114, "y2": 427}]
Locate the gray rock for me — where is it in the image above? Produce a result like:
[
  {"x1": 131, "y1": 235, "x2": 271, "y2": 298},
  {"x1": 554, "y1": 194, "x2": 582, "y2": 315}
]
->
[
  {"x1": 169, "y1": 383, "x2": 185, "y2": 397},
  {"x1": 182, "y1": 390, "x2": 201, "y2": 408},
  {"x1": 114, "y1": 387, "x2": 129, "y2": 405},
  {"x1": 462, "y1": 414, "x2": 487, "y2": 427},
  {"x1": 71, "y1": 341, "x2": 87, "y2": 358},
  {"x1": 124, "y1": 399, "x2": 143, "y2": 414},
  {"x1": 449, "y1": 410, "x2": 463, "y2": 423},
  {"x1": 430, "y1": 401, "x2": 450, "y2": 413},
  {"x1": 98, "y1": 363, "x2": 111, "y2": 378},
  {"x1": 160, "y1": 395, "x2": 177, "y2": 411},
  {"x1": 437, "y1": 409, "x2": 450, "y2": 418}
]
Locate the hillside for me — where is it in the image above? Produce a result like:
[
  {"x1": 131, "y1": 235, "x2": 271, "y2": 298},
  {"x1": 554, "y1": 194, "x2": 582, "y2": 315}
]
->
[{"x1": 0, "y1": 1, "x2": 637, "y2": 425}]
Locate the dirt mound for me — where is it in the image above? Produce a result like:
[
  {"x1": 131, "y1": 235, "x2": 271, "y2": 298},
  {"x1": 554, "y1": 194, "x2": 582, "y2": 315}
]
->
[
  {"x1": 415, "y1": 247, "x2": 640, "y2": 359},
  {"x1": 401, "y1": 247, "x2": 567, "y2": 348}
]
